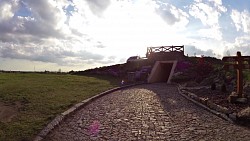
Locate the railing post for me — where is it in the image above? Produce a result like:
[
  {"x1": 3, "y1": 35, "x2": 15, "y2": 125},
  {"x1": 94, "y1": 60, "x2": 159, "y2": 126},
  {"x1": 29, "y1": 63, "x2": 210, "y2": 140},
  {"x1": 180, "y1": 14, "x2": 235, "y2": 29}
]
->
[{"x1": 237, "y1": 51, "x2": 244, "y2": 97}]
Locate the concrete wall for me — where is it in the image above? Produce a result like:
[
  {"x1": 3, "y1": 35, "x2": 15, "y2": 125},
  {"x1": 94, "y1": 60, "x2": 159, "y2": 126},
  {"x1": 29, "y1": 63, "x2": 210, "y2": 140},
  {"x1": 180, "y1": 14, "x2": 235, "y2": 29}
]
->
[
  {"x1": 148, "y1": 61, "x2": 177, "y2": 83},
  {"x1": 148, "y1": 52, "x2": 184, "y2": 62}
]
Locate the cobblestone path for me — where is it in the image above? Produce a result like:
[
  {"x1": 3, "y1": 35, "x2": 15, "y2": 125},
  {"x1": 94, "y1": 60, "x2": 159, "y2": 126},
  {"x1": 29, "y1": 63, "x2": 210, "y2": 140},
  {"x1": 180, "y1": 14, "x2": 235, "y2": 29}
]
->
[{"x1": 45, "y1": 83, "x2": 250, "y2": 141}]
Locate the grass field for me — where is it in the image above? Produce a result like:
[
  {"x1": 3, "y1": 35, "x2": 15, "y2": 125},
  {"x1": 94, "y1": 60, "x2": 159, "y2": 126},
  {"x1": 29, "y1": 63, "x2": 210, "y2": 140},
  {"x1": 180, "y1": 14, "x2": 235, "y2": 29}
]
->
[{"x1": 0, "y1": 73, "x2": 120, "y2": 141}]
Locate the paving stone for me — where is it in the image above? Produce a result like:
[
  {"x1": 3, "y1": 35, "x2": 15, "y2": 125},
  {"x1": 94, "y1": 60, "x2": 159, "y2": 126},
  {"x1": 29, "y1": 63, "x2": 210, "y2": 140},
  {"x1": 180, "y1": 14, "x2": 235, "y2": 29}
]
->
[{"x1": 44, "y1": 83, "x2": 250, "y2": 141}]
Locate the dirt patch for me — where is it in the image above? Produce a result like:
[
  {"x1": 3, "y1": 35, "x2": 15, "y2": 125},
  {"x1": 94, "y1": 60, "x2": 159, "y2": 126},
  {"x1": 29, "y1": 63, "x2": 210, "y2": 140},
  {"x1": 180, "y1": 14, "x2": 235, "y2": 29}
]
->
[
  {"x1": 0, "y1": 101, "x2": 22, "y2": 123},
  {"x1": 186, "y1": 88, "x2": 250, "y2": 113}
]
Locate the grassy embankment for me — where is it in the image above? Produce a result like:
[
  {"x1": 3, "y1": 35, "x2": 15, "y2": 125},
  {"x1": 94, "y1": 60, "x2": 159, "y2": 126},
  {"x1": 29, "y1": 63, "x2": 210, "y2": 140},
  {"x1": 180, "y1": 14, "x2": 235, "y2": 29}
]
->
[{"x1": 0, "y1": 73, "x2": 120, "y2": 141}]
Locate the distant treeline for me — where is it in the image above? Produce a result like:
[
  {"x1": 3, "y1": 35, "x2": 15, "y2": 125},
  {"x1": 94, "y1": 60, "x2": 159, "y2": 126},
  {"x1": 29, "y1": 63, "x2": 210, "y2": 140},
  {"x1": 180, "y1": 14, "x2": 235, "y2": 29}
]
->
[{"x1": 0, "y1": 70, "x2": 68, "y2": 74}]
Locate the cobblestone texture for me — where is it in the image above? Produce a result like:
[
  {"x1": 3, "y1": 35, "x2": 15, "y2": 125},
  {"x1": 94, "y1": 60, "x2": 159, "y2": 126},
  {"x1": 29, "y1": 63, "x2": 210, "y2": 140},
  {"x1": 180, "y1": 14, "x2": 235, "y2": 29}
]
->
[{"x1": 45, "y1": 83, "x2": 250, "y2": 141}]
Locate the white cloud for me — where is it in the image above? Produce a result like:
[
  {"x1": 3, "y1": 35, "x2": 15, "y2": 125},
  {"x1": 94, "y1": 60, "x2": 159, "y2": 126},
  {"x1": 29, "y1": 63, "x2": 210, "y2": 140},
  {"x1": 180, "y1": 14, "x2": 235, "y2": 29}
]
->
[
  {"x1": 231, "y1": 9, "x2": 250, "y2": 33},
  {"x1": 0, "y1": 0, "x2": 71, "y2": 40},
  {"x1": 198, "y1": 25, "x2": 222, "y2": 40},
  {"x1": 0, "y1": 3, "x2": 14, "y2": 20},
  {"x1": 0, "y1": 0, "x2": 191, "y2": 70},
  {"x1": 223, "y1": 35, "x2": 250, "y2": 56},
  {"x1": 188, "y1": 0, "x2": 227, "y2": 40},
  {"x1": 209, "y1": 0, "x2": 222, "y2": 5},
  {"x1": 189, "y1": 0, "x2": 226, "y2": 27},
  {"x1": 155, "y1": 1, "x2": 189, "y2": 29},
  {"x1": 86, "y1": 0, "x2": 111, "y2": 17},
  {"x1": 231, "y1": 10, "x2": 242, "y2": 31},
  {"x1": 234, "y1": 36, "x2": 250, "y2": 46},
  {"x1": 0, "y1": 0, "x2": 18, "y2": 21},
  {"x1": 0, "y1": 41, "x2": 105, "y2": 65},
  {"x1": 25, "y1": 0, "x2": 68, "y2": 33},
  {"x1": 185, "y1": 45, "x2": 215, "y2": 57},
  {"x1": 0, "y1": 0, "x2": 109, "y2": 69},
  {"x1": 189, "y1": 3, "x2": 213, "y2": 26}
]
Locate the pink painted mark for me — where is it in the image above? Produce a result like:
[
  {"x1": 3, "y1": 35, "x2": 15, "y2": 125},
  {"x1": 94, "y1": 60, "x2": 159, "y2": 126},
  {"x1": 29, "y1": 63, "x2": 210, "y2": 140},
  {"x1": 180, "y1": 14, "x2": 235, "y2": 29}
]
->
[{"x1": 89, "y1": 120, "x2": 100, "y2": 136}]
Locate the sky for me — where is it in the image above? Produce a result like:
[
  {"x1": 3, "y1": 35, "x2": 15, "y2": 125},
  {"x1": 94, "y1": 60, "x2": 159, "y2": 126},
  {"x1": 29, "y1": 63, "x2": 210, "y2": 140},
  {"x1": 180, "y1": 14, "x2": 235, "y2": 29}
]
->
[{"x1": 0, "y1": 0, "x2": 250, "y2": 72}]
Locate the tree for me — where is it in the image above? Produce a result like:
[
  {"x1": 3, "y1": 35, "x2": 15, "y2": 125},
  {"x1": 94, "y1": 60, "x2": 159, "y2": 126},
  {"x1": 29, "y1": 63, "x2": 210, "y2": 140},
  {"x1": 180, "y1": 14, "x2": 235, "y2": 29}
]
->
[{"x1": 226, "y1": 50, "x2": 231, "y2": 56}]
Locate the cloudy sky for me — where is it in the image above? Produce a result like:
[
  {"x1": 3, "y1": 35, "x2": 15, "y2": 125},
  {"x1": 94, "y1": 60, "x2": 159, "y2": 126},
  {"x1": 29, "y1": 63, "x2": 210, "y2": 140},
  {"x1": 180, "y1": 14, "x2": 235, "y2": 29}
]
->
[{"x1": 0, "y1": 0, "x2": 250, "y2": 71}]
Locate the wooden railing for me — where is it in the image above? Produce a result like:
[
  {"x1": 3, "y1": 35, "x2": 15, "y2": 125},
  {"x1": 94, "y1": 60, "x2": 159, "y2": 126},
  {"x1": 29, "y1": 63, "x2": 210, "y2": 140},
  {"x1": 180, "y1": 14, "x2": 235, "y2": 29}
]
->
[{"x1": 146, "y1": 45, "x2": 184, "y2": 57}]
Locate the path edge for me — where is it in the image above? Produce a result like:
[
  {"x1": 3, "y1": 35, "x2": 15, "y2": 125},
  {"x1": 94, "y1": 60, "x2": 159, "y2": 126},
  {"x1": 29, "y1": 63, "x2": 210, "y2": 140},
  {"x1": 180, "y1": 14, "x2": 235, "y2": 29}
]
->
[
  {"x1": 176, "y1": 84, "x2": 235, "y2": 123},
  {"x1": 33, "y1": 82, "x2": 146, "y2": 141}
]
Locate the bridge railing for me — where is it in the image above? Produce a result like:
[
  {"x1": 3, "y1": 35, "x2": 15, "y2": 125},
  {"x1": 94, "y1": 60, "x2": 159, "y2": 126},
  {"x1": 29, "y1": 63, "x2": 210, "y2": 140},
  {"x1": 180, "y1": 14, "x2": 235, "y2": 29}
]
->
[{"x1": 146, "y1": 45, "x2": 184, "y2": 57}]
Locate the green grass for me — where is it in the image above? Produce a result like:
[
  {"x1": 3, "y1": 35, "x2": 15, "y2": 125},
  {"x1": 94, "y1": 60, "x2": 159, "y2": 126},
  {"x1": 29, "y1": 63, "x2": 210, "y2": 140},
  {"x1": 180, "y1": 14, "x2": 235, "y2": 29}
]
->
[
  {"x1": 0, "y1": 73, "x2": 120, "y2": 141},
  {"x1": 244, "y1": 71, "x2": 250, "y2": 82}
]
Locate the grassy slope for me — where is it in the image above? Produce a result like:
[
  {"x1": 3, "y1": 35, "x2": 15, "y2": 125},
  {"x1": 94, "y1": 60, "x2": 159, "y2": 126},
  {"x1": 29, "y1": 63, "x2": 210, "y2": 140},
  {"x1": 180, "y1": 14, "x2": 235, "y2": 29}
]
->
[{"x1": 0, "y1": 73, "x2": 119, "y2": 141}]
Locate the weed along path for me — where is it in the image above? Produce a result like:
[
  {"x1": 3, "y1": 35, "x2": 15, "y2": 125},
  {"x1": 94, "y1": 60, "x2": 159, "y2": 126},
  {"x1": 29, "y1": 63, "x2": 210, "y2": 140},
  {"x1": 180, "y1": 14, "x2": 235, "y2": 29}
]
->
[{"x1": 45, "y1": 83, "x2": 250, "y2": 141}]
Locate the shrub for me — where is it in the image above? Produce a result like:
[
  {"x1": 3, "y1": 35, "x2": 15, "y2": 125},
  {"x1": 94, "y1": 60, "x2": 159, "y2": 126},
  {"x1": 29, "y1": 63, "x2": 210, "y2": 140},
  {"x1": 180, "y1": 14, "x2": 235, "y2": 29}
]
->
[
  {"x1": 221, "y1": 83, "x2": 227, "y2": 93},
  {"x1": 211, "y1": 83, "x2": 216, "y2": 90},
  {"x1": 175, "y1": 61, "x2": 191, "y2": 72}
]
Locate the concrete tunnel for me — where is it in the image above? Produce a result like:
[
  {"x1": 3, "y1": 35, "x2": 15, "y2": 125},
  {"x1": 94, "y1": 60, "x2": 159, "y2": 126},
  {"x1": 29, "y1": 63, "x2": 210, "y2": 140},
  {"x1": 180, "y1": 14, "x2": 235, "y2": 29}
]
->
[{"x1": 147, "y1": 61, "x2": 177, "y2": 83}]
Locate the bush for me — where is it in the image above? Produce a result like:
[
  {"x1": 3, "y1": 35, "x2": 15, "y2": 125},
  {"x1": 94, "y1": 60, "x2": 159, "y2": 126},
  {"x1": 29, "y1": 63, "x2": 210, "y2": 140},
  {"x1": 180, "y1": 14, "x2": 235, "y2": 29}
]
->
[
  {"x1": 211, "y1": 83, "x2": 216, "y2": 90},
  {"x1": 221, "y1": 83, "x2": 227, "y2": 93},
  {"x1": 175, "y1": 61, "x2": 191, "y2": 72},
  {"x1": 194, "y1": 62, "x2": 214, "y2": 77}
]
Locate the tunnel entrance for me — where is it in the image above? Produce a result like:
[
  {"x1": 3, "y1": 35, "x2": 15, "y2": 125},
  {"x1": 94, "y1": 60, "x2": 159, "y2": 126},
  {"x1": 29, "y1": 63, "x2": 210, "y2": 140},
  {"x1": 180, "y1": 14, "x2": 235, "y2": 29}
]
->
[{"x1": 147, "y1": 61, "x2": 177, "y2": 83}]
